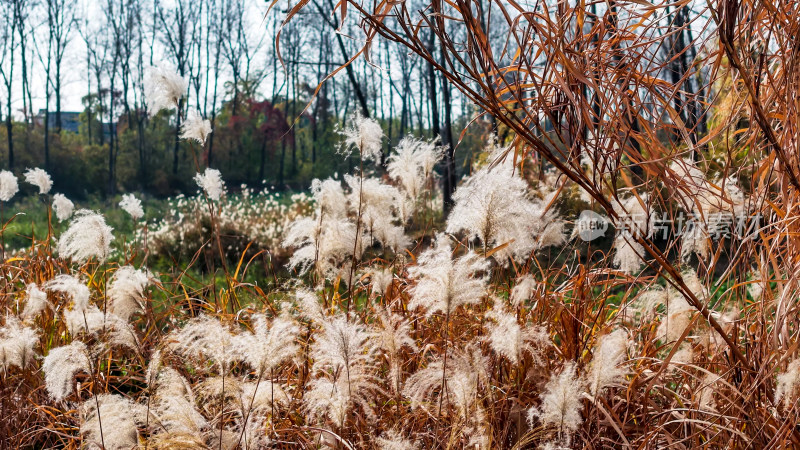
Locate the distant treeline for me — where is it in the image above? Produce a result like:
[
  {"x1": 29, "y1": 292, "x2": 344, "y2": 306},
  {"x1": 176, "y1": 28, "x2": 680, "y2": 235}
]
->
[{"x1": 0, "y1": 86, "x2": 489, "y2": 200}]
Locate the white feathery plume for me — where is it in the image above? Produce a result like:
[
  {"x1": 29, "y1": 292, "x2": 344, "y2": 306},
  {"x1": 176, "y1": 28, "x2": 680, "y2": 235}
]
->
[
  {"x1": 304, "y1": 378, "x2": 351, "y2": 428},
  {"x1": 344, "y1": 175, "x2": 403, "y2": 217},
  {"x1": 612, "y1": 235, "x2": 646, "y2": 275},
  {"x1": 51, "y1": 193, "x2": 74, "y2": 221},
  {"x1": 748, "y1": 271, "x2": 764, "y2": 300},
  {"x1": 236, "y1": 312, "x2": 300, "y2": 376},
  {"x1": 540, "y1": 441, "x2": 572, "y2": 450},
  {"x1": 42, "y1": 340, "x2": 90, "y2": 401},
  {"x1": 196, "y1": 375, "x2": 242, "y2": 414},
  {"x1": 669, "y1": 160, "x2": 747, "y2": 261},
  {"x1": 612, "y1": 194, "x2": 652, "y2": 238},
  {"x1": 386, "y1": 136, "x2": 443, "y2": 201},
  {"x1": 537, "y1": 212, "x2": 568, "y2": 249},
  {"x1": 446, "y1": 146, "x2": 564, "y2": 263},
  {"x1": 345, "y1": 175, "x2": 409, "y2": 251},
  {"x1": 146, "y1": 433, "x2": 208, "y2": 449},
  {"x1": 368, "y1": 268, "x2": 394, "y2": 296},
  {"x1": 340, "y1": 113, "x2": 384, "y2": 162},
  {"x1": 61, "y1": 304, "x2": 139, "y2": 349},
  {"x1": 236, "y1": 412, "x2": 273, "y2": 449},
  {"x1": 620, "y1": 286, "x2": 667, "y2": 324},
  {"x1": 486, "y1": 305, "x2": 548, "y2": 365},
  {"x1": 669, "y1": 345, "x2": 694, "y2": 370},
  {"x1": 240, "y1": 379, "x2": 290, "y2": 414},
  {"x1": 654, "y1": 269, "x2": 705, "y2": 342},
  {"x1": 586, "y1": 329, "x2": 629, "y2": 397},
  {"x1": 21, "y1": 283, "x2": 49, "y2": 320},
  {"x1": 407, "y1": 234, "x2": 488, "y2": 317},
  {"x1": 284, "y1": 177, "x2": 383, "y2": 278},
  {"x1": 697, "y1": 373, "x2": 720, "y2": 412},
  {"x1": 310, "y1": 315, "x2": 376, "y2": 382},
  {"x1": 311, "y1": 177, "x2": 348, "y2": 218},
  {"x1": 403, "y1": 344, "x2": 489, "y2": 420},
  {"x1": 62, "y1": 306, "x2": 105, "y2": 338},
  {"x1": 368, "y1": 216, "x2": 410, "y2": 252},
  {"x1": 413, "y1": 138, "x2": 444, "y2": 180},
  {"x1": 144, "y1": 65, "x2": 188, "y2": 115},
  {"x1": 108, "y1": 266, "x2": 151, "y2": 321},
  {"x1": 510, "y1": 274, "x2": 538, "y2": 307},
  {"x1": 376, "y1": 308, "x2": 418, "y2": 393},
  {"x1": 376, "y1": 429, "x2": 419, "y2": 450},
  {"x1": 46, "y1": 274, "x2": 91, "y2": 313},
  {"x1": 670, "y1": 159, "x2": 747, "y2": 218},
  {"x1": 682, "y1": 268, "x2": 708, "y2": 299},
  {"x1": 180, "y1": 109, "x2": 213, "y2": 144},
  {"x1": 396, "y1": 195, "x2": 416, "y2": 224},
  {"x1": 680, "y1": 220, "x2": 709, "y2": 262},
  {"x1": 145, "y1": 348, "x2": 163, "y2": 390},
  {"x1": 24, "y1": 167, "x2": 52, "y2": 194},
  {"x1": 611, "y1": 194, "x2": 652, "y2": 274},
  {"x1": 0, "y1": 170, "x2": 18, "y2": 201},
  {"x1": 234, "y1": 382, "x2": 287, "y2": 448},
  {"x1": 386, "y1": 137, "x2": 427, "y2": 200},
  {"x1": 57, "y1": 210, "x2": 115, "y2": 263},
  {"x1": 283, "y1": 215, "x2": 362, "y2": 279},
  {"x1": 167, "y1": 315, "x2": 240, "y2": 372},
  {"x1": 775, "y1": 359, "x2": 800, "y2": 409},
  {"x1": 80, "y1": 394, "x2": 146, "y2": 450},
  {"x1": 669, "y1": 158, "x2": 706, "y2": 186},
  {"x1": 149, "y1": 367, "x2": 208, "y2": 436},
  {"x1": 104, "y1": 315, "x2": 141, "y2": 350},
  {"x1": 284, "y1": 217, "x2": 330, "y2": 275},
  {"x1": 305, "y1": 315, "x2": 380, "y2": 427},
  {"x1": 296, "y1": 288, "x2": 325, "y2": 323},
  {"x1": 0, "y1": 316, "x2": 39, "y2": 372},
  {"x1": 464, "y1": 425, "x2": 491, "y2": 450},
  {"x1": 704, "y1": 309, "x2": 739, "y2": 349},
  {"x1": 194, "y1": 168, "x2": 225, "y2": 201},
  {"x1": 119, "y1": 193, "x2": 144, "y2": 220},
  {"x1": 527, "y1": 362, "x2": 584, "y2": 444},
  {"x1": 656, "y1": 290, "x2": 695, "y2": 342}
]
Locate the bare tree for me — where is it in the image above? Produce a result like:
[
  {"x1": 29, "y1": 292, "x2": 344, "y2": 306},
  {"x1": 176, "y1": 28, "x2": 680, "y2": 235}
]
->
[
  {"x1": 12, "y1": 0, "x2": 33, "y2": 129},
  {"x1": 34, "y1": 0, "x2": 77, "y2": 169},
  {"x1": 307, "y1": 0, "x2": 370, "y2": 118},
  {"x1": 664, "y1": 4, "x2": 707, "y2": 150},
  {"x1": 0, "y1": 0, "x2": 19, "y2": 168},
  {"x1": 220, "y1": 0, "x2": 265, "y2": 174},
  {"x1": 82, "y1": 16, "x2": 110, "y2": 148},
  {"x1": 220, "y1": 0, "x2": 247, "y2": 118},
  {"x1": 47, "y1": 0, "x2": 75, "y2": 133},
  {"x1": 157, "y1": 0, "x2": 196, "y2": 176},
  {"x1": 205, "y1": 0, "x2": 224, "y2": 167}
]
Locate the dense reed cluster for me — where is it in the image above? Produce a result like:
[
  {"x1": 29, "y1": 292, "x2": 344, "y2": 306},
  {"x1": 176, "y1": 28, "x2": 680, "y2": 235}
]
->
[
  {"x1": 0, "y1": 61, "x2": 797, "y2": 450},
  {"x1": 140, "y1": 185, "x2": 313, "y2": 262}
]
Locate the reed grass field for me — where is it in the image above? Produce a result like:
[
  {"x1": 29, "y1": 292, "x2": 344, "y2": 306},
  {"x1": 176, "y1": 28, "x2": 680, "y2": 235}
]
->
[{"x1": 2, "y1": 0, "x2": 800, "y2": 448}]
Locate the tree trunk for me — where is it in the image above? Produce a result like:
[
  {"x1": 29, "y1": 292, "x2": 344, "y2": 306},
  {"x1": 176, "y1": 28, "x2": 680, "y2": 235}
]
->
[
  {"x1": 173, "y1": 98, "x2": 183, "y2": 176},
  {"x1": 259, "y1": 131, "x2": 268, "y2": 182},
  {"x1": 440, "y1": 55, "x2": 456, "y2": 210},
  {"x1": 318, "y1": 0, "x2": 370, "y2": 118},
  {"x1": 5, "y1": 104, "x2": 12, "y2": 170},
  {"x1": 44, "y1": 108, "x2": 50, "y2": 170},
  {"x1": 55, "y1": 64, "x2": 62, "y2": 132}
]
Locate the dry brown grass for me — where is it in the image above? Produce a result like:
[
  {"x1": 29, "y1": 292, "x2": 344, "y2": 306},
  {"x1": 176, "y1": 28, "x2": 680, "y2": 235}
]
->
[{"x1": 3, "y1": 0, "x2": 800, "y2": 447}]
